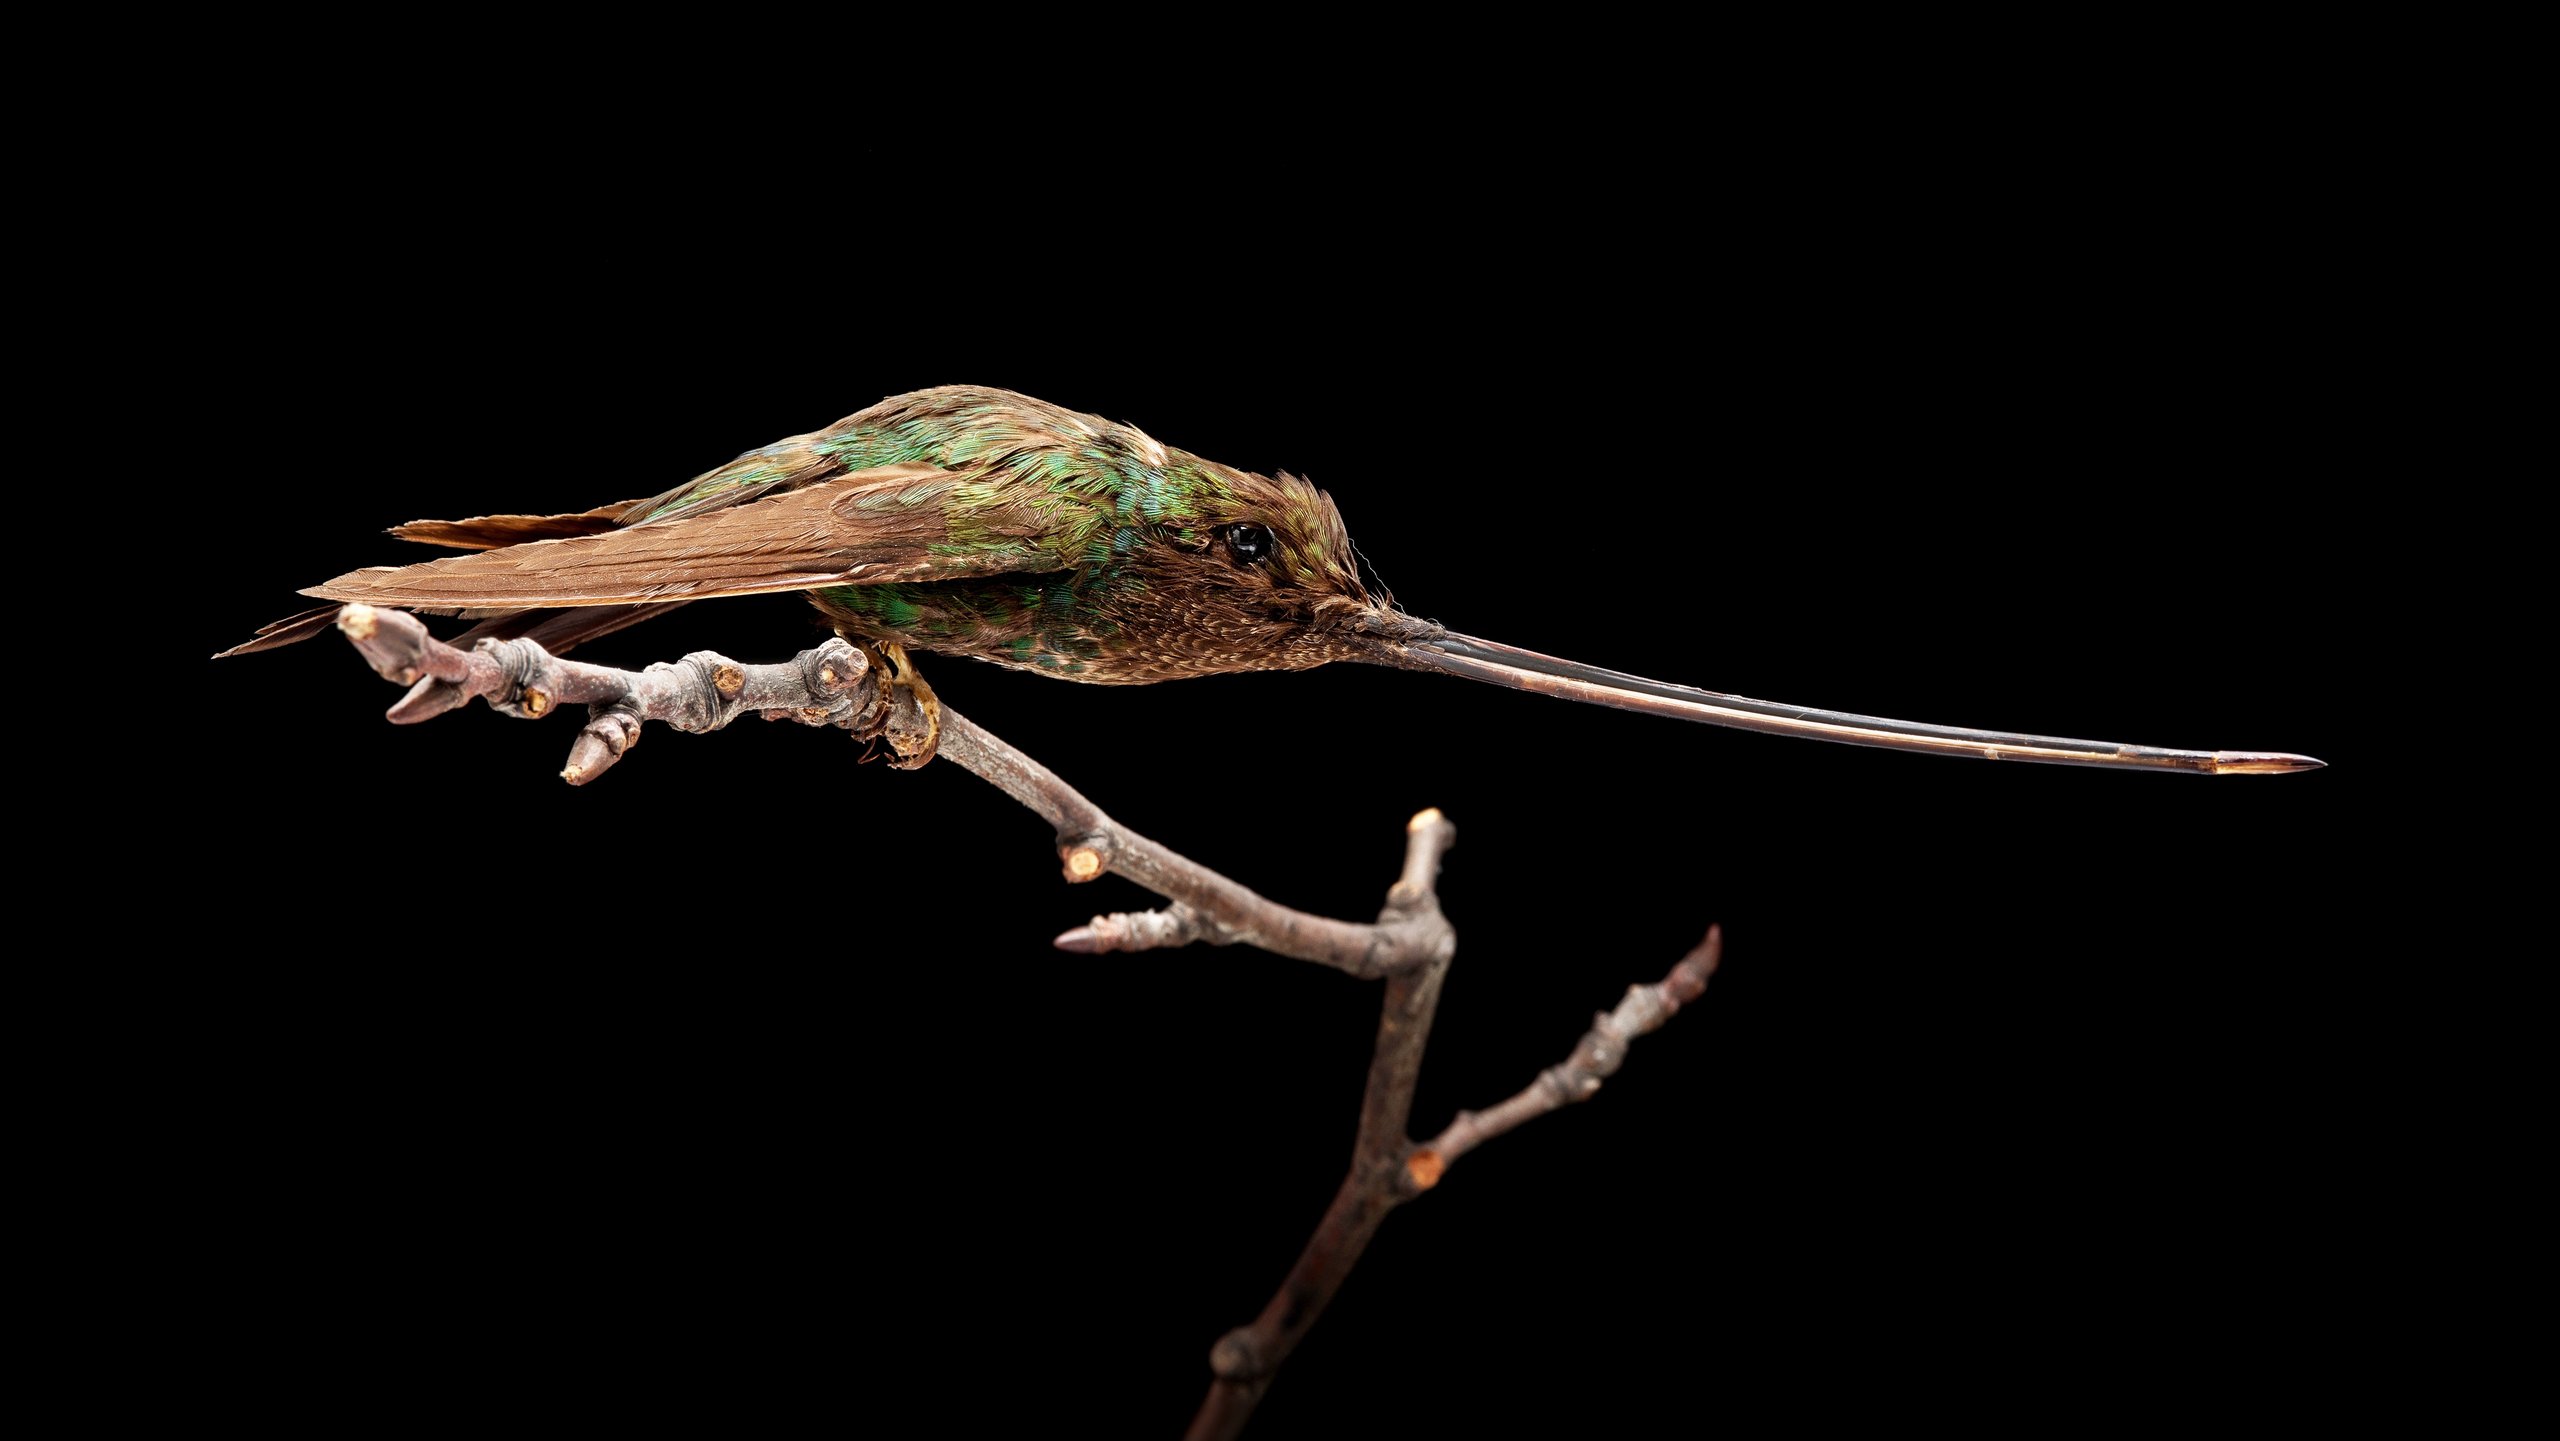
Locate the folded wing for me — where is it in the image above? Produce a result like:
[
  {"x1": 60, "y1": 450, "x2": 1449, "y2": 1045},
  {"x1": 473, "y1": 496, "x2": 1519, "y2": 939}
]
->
[{"x1": 300, "y1": 463, "x2": 1060, "y2": 611}]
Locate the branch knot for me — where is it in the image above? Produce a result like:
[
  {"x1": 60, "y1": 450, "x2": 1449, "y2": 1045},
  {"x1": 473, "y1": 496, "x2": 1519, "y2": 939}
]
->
[{"x1": 1209, "y1": 1330, "x2": 1265, "y2": 1381}]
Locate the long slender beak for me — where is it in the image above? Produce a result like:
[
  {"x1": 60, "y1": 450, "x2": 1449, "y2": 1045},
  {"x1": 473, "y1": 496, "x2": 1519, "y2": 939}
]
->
[{"x1": 1361, "y1": 626, "x2": 2321, "y2": 775}]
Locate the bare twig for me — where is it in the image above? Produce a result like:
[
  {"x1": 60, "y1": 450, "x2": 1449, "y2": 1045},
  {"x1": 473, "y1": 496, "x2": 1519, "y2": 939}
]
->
[
  {"x1": 332, "y1": 606, "x2": 1452, "y2": 980},
  {"x1": 320, "y1": 605, "x2": 1715, "y2": 1438},
  {"x1": 330, "y1": 604, "x2": 906, "y2": 784},
  {"x1": 1189, "y1": 808, "x2": 1456, "y2": 1441},
  {"x1": 936, "y1": 715, "x2": 1445, "y2": 978},
  {"x1": 1053, "y1": 901, "x2": 1228, "y2": 954},
  {"x1": 1406, "y1": 926, "x2": 1723, "y2": 1190}
]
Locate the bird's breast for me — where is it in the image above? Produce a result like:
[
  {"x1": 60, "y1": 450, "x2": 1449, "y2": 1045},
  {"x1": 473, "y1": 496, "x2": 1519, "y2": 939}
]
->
[{"x1": 811, "y1": 574, "x2": 1351, "y2": 685}]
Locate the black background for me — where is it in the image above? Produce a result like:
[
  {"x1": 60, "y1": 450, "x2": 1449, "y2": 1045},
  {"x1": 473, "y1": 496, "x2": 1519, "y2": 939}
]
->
[{"x1": 161, "y1": 94, "x2": 2381, "y2": 1435}]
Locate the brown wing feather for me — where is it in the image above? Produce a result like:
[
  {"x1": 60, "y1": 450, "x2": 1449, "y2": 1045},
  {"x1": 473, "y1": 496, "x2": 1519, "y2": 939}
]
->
[
  {"x1": 390, "y1": 501, "x2": 649, "y2": 551},
  {"x1": 228, "y1": 434, "x2": 868, "y2": 657},
  {"x1": 300, "y1": 463, "x2": 1053, "y2": 610}
]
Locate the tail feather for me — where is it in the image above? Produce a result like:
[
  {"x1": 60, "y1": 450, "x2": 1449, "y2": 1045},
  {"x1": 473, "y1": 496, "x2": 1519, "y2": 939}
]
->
[
  {"x1": 450, "y1": 601, "x2": 696, "y2": 653},
  {"x1": 214, "y1": 604, "x2": 348, "y2": 658},
  {"x1": 221, "y1": 599, "x2": 698, "y2": 662}
]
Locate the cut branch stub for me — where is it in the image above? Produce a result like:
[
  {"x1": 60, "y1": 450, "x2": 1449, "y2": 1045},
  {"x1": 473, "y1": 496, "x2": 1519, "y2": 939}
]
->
[{"x1": 1060, "y1": 834, "x2": 1113, "y2": 883}]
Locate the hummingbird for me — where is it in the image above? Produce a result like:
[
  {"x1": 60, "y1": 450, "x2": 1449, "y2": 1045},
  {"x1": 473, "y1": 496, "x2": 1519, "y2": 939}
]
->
[{"x1": 227, "y1": 385, "x2": 2321, "y2": 776}]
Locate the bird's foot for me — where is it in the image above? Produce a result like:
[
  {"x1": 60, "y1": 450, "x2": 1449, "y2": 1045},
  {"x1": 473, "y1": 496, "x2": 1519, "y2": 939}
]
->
[{"x1": 859, "y1": 640, "x2": 942, "y2": 768}]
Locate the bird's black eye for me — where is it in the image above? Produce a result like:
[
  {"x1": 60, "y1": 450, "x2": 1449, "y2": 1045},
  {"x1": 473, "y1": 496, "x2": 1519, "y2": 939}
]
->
[{"x1": 1222, "y1": 523, "x2": 1274, "y2": 564}]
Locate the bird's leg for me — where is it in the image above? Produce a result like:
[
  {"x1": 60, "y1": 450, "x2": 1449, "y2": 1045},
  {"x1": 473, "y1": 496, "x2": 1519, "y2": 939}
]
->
[{"x1": 862, "y1": 639, "x2": 942, "y2": 769}]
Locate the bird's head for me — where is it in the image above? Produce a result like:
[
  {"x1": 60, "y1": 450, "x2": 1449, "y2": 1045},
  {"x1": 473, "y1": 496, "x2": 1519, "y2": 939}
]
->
[{"x1": 1109, "y1": 464, "x2": 1406, "y2": 675}]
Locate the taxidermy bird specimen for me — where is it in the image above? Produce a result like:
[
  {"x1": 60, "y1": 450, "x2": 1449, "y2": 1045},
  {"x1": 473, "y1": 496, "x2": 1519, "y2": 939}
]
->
[{"x1": 227, "y1": 385, "x2": 2321, "y2": 776}]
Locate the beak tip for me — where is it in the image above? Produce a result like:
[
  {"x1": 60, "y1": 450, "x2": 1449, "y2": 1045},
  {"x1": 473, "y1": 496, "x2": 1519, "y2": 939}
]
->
[{"x1": 2212, "y1": 751, "x2": 2327, "y2": 775}]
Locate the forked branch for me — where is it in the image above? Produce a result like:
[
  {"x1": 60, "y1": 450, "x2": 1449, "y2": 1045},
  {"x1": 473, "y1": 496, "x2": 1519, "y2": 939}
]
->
[
  {"x1": 1187, "y1": 925, "x2": 1721, "y2": 1441},
  {"x1": 319, "y1": 604, "x2": 1718, "y2": 1439}
]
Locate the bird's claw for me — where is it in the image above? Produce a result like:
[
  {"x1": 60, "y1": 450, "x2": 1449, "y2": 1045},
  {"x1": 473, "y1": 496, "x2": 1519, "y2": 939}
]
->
[{"x1": 858, "y1": 640, "x2": 942, "y2": 768}]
